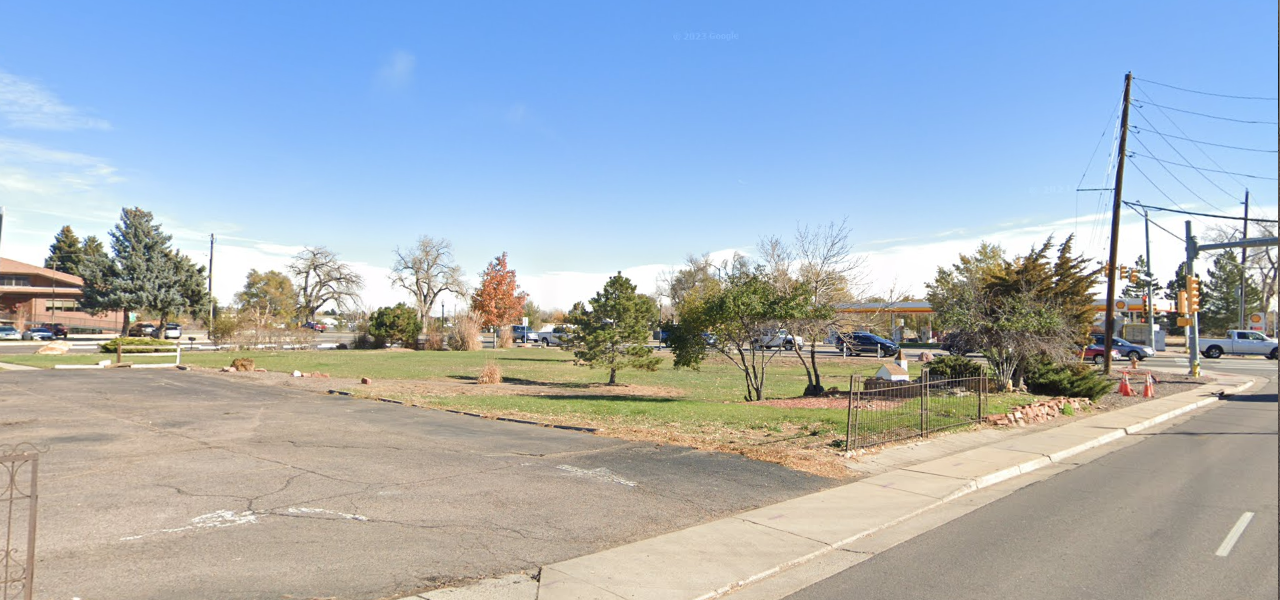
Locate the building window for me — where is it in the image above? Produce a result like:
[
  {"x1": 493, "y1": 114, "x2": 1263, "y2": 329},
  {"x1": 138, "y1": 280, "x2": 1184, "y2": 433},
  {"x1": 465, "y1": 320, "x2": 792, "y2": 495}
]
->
[
  {"x1": 0, "y1": 275, "x2": 31, "y2": 287},
  {"x1": 46, "y1": 299, "x2": 80, "y2": 312}
]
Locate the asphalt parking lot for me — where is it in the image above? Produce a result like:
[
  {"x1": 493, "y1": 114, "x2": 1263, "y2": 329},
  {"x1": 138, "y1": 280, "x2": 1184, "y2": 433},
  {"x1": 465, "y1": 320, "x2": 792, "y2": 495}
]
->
[{"x1": 0, "y1": 369, "x2": 830, "y2": 600}]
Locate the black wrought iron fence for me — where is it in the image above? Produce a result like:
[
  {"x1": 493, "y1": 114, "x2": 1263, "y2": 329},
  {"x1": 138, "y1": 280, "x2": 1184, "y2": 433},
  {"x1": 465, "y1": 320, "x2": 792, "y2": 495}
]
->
[
  {"x1": 1, "y1": 443, "x2": 39, "y2": 600},
  {"x1": 843, "y1": 372, "x2": 990, "y2": 450}
]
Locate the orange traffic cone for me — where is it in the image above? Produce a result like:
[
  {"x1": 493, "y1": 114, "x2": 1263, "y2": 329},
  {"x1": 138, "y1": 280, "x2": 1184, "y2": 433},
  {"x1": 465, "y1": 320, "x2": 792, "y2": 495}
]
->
[
  {"x1": 1142, "y1": 372, "x2": 1156, "y2": 398},
  {"x1": 1118, "y1": 373, "x2": 1135, "y2": 396}
]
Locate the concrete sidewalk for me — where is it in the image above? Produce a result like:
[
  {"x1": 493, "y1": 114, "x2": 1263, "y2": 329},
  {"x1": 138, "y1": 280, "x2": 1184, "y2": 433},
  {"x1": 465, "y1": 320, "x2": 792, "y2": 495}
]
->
[{"x1": 533, "y1": 372, "x2": 1257, "y2": 600}]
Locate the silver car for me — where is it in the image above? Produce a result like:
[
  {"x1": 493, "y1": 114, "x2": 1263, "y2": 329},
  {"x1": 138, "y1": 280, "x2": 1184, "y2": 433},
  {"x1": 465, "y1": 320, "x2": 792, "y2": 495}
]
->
[{"x1": 0, "y1": 325, "x2": 20, "y2": 340}]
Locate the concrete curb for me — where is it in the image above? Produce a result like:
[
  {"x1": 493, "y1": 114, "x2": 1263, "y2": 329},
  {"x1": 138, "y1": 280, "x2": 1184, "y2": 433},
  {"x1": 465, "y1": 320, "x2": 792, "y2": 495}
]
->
[{"x1": 535, "y1": 373, "x2": 1258, "y2": 600}]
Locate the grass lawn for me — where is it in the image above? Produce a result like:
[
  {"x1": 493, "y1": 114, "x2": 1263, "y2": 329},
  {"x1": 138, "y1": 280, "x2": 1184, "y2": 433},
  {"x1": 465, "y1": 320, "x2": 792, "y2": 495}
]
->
[{"x1": 0, "y1": 347, "x2": 1049, "y2": 477}]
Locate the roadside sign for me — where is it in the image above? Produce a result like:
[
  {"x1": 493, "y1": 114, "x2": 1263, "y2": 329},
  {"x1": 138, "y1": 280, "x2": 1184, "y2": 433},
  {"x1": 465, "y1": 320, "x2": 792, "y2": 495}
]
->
[{"x1": 1248, "y1": 312, "x2": 1265, "y2": 331}]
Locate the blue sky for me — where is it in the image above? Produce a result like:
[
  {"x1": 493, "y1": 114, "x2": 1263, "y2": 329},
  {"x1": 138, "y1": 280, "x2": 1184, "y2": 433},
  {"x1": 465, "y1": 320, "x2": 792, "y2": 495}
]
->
[{"x1": 1, "y1": 1, "x2": 1276, "y2": 310}]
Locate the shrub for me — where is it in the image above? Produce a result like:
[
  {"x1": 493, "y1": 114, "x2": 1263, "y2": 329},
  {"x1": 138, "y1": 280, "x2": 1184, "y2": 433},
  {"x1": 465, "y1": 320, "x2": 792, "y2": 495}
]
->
[
  {"x1": 477, "y1": 362, "x2": 502, "y2": 384},
  {"x1": 100, "y1": 337, "x2": 177, "y2": 354},
  {"x1": 421, "y1": 329, "x2": 446, "y2": 351},
  {"x1": 449, "y1": 310, "x2": 482, "y2": 351},
  {"x1": 497, "y1": 326, "x2": 513, "y2": 348},
  {"x1": 209, "y1": 314, "x2": 239, "y2": 345},
  {"x1": 368, "y1": 303, "x2": 423, "y2": 348},
  {"x1": 926, "y1": 355, "x2": 986, "y2": 380},
  {"x1": 1024, "y1": 359, "x2": 1112, "y2": 400}
]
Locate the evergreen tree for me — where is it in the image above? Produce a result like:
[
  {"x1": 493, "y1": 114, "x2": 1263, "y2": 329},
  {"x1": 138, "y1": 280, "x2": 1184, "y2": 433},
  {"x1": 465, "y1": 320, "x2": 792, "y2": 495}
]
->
[
  {"x1": 83, "y1": 236, "x2": 108, "y2": 263},
  {"x1": 564, "y1": 273, "x2": 661, "y2": 385},
  {"x1": 368, "y1": 303, "x2": 423, "y2": 347},
  {"x1": 1120, "y1": 255, "x2": 1159, "y2": 299},
  {"x1": 79, "y1": 208, "x2": 210, "y2": 333},
  {"x1": 1200, "y1": 252, "x2": 1261, "y2": 335},
  {"x1": 45, "y1": 226, "x2": 85, "y2": 276}
]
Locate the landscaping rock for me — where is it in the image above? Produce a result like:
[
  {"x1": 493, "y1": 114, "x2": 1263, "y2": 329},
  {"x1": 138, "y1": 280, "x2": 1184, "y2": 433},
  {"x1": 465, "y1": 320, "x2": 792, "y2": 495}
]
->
[
  {"x1": 360, "y1": 377, "x2": 372, "y2": 385},
  {"x1": 254, "y1": 368, "x2": 267, "y2": 372},
  {"x1": 918, "y1": 351, "x2": 934, "y2": 363},
  {"x1": 35, "y1": 340, "x2": 73, "y2": 355},
  {"x1": 292, "y1": 370, "x2": 302, "y2": 378},
  {"x1": 310, "y1": 372, "x2": 329, "y2": 379},
  {"x1": 231, "y1": 358, "x2": 255, "y2": 372}
]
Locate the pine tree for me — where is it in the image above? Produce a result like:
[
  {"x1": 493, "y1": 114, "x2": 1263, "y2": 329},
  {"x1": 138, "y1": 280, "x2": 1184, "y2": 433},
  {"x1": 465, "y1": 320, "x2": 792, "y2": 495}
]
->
[
  {"x1": 79, "y1": 208, "x2": 210, "y2": 333},
  {"x1": 1200, "y1": 252, "x2": 1261, "y2": 335},
  {"x1": 470, "y1": 252, "x2": 527, "y2": 329},
  {"x1": 45, "y1": 226, "x2": 85, "y2": 276},
  {"x1": 565, "y1": 273, "x2": 661, "y2": 384}
]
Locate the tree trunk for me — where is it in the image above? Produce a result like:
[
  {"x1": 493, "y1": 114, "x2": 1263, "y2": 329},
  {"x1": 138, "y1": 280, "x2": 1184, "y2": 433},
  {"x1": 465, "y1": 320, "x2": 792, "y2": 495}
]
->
[
  {"x1": 120, "y1": 310, "x2": 130, "y2": 336},
  {"x1": 608, "y1": 367, "x2": 617, "y2": 385}
]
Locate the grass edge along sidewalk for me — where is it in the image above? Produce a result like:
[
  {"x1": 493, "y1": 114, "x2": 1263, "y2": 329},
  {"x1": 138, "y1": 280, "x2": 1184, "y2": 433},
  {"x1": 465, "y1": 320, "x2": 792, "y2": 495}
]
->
[{"x1": 534, "y1": 373, "x2": 1257, "y2": 600}]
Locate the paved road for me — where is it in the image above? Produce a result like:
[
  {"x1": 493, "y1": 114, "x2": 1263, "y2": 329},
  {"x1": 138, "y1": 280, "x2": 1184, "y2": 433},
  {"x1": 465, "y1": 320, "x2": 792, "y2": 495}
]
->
[
  {"x1": 0, "y1": 369, "x2": 832, "y2": 600},
  {"x1": 786, "y1": 370, "x2": 1278, "y2": 600}
]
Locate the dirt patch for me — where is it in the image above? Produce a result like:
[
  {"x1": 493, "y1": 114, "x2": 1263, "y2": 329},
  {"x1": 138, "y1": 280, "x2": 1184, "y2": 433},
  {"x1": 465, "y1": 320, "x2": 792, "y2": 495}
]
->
[{"x1": 1093, "y1": 369, "x2": 1211, "y2": 411}]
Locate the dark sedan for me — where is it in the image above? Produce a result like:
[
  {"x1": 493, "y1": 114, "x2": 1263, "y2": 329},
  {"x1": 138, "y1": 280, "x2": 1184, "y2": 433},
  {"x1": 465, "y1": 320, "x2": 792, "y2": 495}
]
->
[{"x1": 837, "y1": 332, "x2": 899, "y2": 357}]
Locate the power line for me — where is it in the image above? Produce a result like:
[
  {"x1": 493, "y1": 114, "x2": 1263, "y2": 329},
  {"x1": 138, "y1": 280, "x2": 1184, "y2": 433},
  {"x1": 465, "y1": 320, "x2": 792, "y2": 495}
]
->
[
  {"x1": 1135, "y1": 82, "x2": 1256, "y2": 190},
  {"x1": 1126, "y1": 158, "x2": 1213, "y2": 228},
  {"x1": 1127, "y1": 134, "x2": 1225, "y2": 211},
  {"x1": 1129, "y1": 125, "x2": 1277, "y2": 153},
  {"x1": 1125, "y1": 203, "x2": 1185, "y2": 242},
  {"x1": 1124, "y1": 201, "x2": 1279, "y2": 223},
  {"x1": 1131, "y1": 109, "x2": 1238, "y2": 206},
  {"x1": 1129, "y1": 151, "x2": 1278, "y2": 181},
  {"x1": 1134, "y1": 77, "x2": 1279, "y2": 101},
  {"x1": 1132, "y1": 99, "x2": 1279, "y2": 125}
]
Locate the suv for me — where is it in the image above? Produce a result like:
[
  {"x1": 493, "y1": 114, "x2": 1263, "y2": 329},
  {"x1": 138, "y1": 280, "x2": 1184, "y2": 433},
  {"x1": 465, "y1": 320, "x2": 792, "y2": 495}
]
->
[
  {"x1": 152, "y1": 323, "x2": 182, "y2": 340},
  {"x1": 41, "y1": 323, "x2": 68, "y2": 338},
  {"x1": 128, "y1": 322, "x2": 157, "y2": 337},
  {"x1": 510, "y1": 325, "x2": 537, "y2": 343},
  {"x1": 837, "y1": 332, "x2": 899, "y2": 357}
]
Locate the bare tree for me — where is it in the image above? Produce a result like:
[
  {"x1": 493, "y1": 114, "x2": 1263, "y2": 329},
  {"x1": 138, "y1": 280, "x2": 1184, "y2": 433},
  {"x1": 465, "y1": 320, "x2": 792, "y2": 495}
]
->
[
  {"x1": 289, "y1": 246, "x2": 365, "y2": 322},
  {"x1": 656, "y1": 253, "x2": 719, "y2": 314},
  {"x1": 391, "y1": 236, "x2": 467, "y2": 326},
  {"x1": 1207, "y1": 220, "x2": 1278, "y2": 322},
  {"x1": 760, "y1": 220, "x2": 869, "y2": 396}
]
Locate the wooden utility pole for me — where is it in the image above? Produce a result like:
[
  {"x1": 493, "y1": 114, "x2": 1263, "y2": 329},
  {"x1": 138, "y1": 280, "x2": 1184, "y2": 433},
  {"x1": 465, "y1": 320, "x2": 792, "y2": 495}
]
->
[{"x1": 1103, "y1": 72, "x2": 1133, "y2": 374}]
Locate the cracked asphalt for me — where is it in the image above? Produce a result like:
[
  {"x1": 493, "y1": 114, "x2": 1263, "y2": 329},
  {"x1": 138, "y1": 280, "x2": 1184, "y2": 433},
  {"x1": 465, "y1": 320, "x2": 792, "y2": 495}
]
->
[{"x1": 0, "y1": 369, "x2": 833, "y2": 600}]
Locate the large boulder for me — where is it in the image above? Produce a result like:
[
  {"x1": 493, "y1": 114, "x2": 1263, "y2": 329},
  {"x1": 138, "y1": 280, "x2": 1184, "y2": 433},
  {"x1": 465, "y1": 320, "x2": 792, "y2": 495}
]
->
[
  {"x1": 35, "y1": 340, "x2": 73, "y2": 355},
  {"x1": 231, "y1": 358, "x2": 256, "y2": 372}
]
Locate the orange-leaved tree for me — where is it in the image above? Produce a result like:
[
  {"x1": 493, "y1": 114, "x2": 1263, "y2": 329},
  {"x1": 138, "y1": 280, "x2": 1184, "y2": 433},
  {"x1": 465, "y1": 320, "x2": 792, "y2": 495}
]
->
[{"x1": 471, "y1": 252, "x2": 528, "y2": 329}]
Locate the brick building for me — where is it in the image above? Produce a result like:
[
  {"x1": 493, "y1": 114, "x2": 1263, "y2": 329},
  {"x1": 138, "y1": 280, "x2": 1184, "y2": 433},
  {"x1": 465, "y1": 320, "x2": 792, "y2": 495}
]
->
[{"x1": 0, "y1": 258, "x2": 124, "y2": 333}]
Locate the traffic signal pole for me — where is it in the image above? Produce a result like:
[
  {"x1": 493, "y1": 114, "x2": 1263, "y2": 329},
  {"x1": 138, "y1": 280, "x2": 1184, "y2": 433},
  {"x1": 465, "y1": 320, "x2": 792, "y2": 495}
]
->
[
  {"x1": 1185, "y1": 220, "x2": 1200, "y2": 377},
  {"x1": 1143, "y1": 208, "x2": 1155, "y2": 349}
]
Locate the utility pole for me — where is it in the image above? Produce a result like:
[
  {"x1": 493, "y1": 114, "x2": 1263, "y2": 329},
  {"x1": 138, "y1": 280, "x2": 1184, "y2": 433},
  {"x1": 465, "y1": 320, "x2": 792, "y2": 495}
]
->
[
  {"x1": 1143, "y1": 208, "x2": 1155, "y2": 348},
  {"x1": 209, "y1": 233, "x2": 215, "y2": 326},
  {"x1": 1239, "y1": 189, "x2": 1249, "y2": 330},
  {"x1": 1186, "y1": 220, "x2": 1201, "y2": 377},
  {"x1": 1103, "y1": 72, "x2": 1133, "y2": 374}
]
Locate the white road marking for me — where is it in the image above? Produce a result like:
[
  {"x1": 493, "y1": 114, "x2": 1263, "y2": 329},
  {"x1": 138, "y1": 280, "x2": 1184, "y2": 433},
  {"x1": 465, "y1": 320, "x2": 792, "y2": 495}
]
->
[
  {"x1": 285, "y1": 506, "x2": 369, "y2": 521},
  {"x1": 120, "y1": 510, "x2": 258, "y2": 541},
  {"x1": 1215, "y1": 512, "x2": 1254, "y2": 557},
  {"x1": 556, "y1": 464, "x2": 637, "y2": 487}
]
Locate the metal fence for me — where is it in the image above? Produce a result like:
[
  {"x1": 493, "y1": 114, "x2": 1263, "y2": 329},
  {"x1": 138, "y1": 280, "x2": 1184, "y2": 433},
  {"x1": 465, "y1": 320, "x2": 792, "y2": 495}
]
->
[
  {"x1": 1, "y1": 443, "x2": 39, "y2": 600},
  {"x1": 844, "y1": 372, "x2": 989, "y2": 450}
]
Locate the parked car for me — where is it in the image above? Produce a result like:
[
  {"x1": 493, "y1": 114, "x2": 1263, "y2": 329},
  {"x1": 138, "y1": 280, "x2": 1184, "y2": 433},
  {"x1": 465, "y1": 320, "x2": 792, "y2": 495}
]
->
[
  {"x1": 128, "y1": 322, "x2": 157, "y2": 337},
  {"x1": 510, "y1": 325, "x2": 537, "y2": 343},
  {"x1": 837, "y1": 332, "x2": 899, "y2": 357},
  {"x1": 1090, "y1": 334, "x2": 1155, "y2": 361},
  {"x1": 940, "y1": 333, "x2": 975, "y2": 356},
  {"x1": 303, "y1": 321, "x2": 327, "y2": 332},
  {"x1": 152, "y1": 323, "x2": 182, "y2": 340},
  {"x1": 40, "y1": 322, "x2": 68, "y2": 338},
  {"x1": 1081, "y1": 344, "x2": 1122, "y2": 365},
  {"x1": 752, "y1": 330, "x2": 804, "y2": 351},
  {"x1": 1198, "y1": 330, "x2": 1278, "y2": 360},
  {"x1": 22, "y1": 327, "x2": 55, "y2": 341},
  {"x1": 0, "y1": 326, "x2": 21, "y2": 340}
]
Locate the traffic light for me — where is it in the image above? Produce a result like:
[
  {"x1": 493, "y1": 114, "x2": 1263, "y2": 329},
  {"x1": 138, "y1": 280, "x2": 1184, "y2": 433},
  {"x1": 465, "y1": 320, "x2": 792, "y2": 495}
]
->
[
  {"x1": 1118, "y1": 265, "x2": 1129, "y2": 280},
  {"x1": 1177, "y1": 290, "x2": 1188, "y2": 315},
  {"x1": 1186, "y1": 276, "x2": 1201, "y2": 313},
  {"x1": 1129, "y1": 271, "x2": 1139, "y2": 284}
]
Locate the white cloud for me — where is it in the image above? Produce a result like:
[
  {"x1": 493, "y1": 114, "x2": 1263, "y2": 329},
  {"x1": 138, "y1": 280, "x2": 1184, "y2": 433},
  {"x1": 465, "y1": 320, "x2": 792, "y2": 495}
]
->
[
  {"x1": 0, "y1": 137, "x2": 123, "y2": 195},
  {"x1": 375, "y1": 51, "x2": 416, "y2": 90},
  {"x1": 0, "y1": 70, "x2": 111, "y2": 130}
]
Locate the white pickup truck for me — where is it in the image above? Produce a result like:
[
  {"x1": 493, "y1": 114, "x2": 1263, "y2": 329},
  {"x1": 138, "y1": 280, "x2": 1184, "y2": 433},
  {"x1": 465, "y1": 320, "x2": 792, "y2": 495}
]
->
[{"x1": 1199, "y1": 330, "x2": 1278, "y2": 360}]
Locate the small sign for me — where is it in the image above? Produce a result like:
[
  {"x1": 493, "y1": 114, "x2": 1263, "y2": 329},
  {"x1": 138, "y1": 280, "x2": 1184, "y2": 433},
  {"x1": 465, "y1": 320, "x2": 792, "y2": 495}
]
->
[
  {"x1": 522, "y1": 317, "x2": 528, "y2": 327},
  {"x1": 1248, "y1": 312, "x2": 1265, "y2": 331}
]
